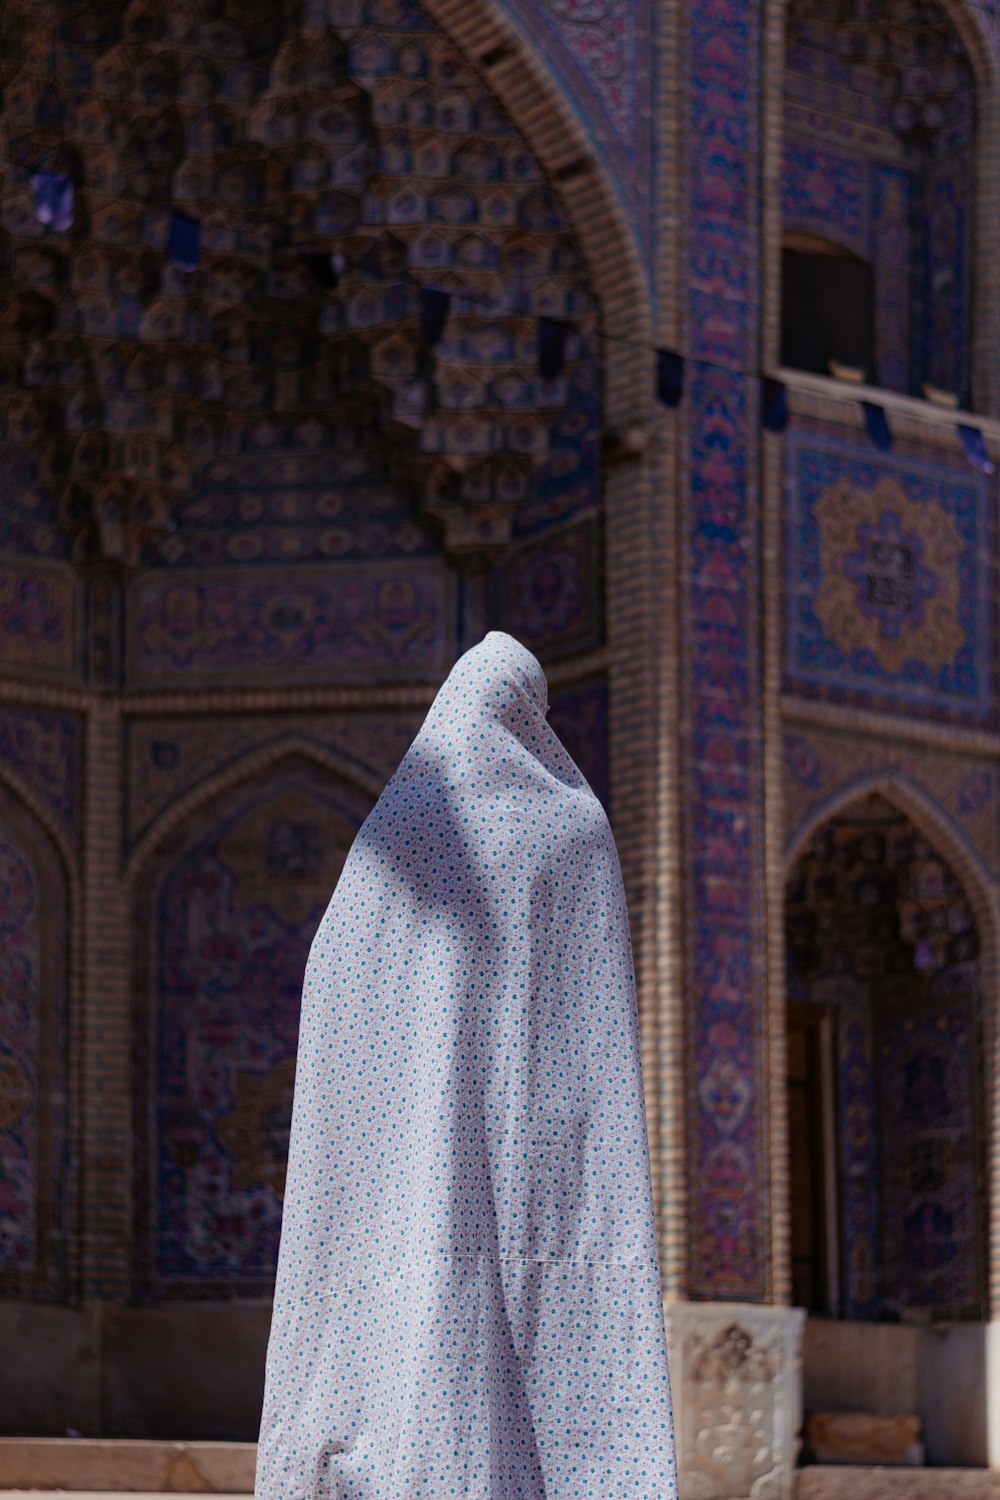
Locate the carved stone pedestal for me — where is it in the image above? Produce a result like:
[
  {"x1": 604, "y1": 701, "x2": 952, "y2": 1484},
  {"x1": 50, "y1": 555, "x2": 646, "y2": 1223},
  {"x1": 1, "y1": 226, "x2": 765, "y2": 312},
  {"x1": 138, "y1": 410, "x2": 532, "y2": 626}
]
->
[{"x1": 664, "y1": 1300, "x2": 806, "y2": 1500}]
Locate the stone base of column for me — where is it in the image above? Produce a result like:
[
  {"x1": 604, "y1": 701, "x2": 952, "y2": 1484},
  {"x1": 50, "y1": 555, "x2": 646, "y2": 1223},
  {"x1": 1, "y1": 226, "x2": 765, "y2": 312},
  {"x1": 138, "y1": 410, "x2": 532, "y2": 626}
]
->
[{"x1": 664, "y1": 1299, "x2": 806, "y2": 1500}]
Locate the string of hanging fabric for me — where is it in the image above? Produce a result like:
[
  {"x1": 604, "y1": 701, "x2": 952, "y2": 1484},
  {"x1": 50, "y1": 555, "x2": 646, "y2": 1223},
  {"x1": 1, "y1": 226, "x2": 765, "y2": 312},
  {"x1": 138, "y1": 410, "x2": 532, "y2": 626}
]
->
[{"x1": 23, "y1": 178, "x2": 997, "y2": 476}]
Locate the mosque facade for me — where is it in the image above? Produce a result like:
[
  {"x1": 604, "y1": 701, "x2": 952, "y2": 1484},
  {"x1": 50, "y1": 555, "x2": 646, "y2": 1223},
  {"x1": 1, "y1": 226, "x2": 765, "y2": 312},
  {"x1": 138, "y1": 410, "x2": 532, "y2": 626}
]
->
[{"x1": 1, "y1": 0, "x2": 999, "y2": 1491}]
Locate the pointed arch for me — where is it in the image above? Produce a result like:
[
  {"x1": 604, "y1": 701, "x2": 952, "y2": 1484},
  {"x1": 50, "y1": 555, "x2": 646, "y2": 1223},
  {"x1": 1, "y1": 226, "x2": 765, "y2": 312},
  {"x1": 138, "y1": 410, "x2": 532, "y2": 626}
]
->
[
  {"x1": 767, "y1": 0, "x2": 1000, "y2": 413},
  {"x1": 125, "y1": 734, "x2": 382, "y2": 890},
  {"x1": 130, "y1": 745, "x2": 375, "y2": 1300},
  {"x1": 781, "y1": 769, "x2": 1000, "y2": 1316},
  {"x1": 421, "y1": 0, "x2": 651, "y2": 426},
  {"x1": 784, "y1": 769, "x2": 996, "y2": 904},
  {"x1": 0, "y1": 761, "x2": 76, "y2": 882}
]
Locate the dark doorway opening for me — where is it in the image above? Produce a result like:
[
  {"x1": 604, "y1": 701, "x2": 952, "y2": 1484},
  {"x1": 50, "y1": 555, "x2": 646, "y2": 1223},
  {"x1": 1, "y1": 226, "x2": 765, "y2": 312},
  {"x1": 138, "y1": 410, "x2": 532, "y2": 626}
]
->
[
  {"x1": 785, "y1": 793, "x2": 985, "y2": 1321},
  {"x1": 781, "y1": 236, "x2": 875, "y2": 382}
]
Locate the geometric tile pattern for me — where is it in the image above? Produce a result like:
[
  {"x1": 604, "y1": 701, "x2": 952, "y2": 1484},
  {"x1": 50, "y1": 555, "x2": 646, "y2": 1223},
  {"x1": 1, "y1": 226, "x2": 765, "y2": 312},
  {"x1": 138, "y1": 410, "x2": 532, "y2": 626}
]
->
[
  {"x1": 127, "y1": 560, "x2": 453, "y2": 686},
  {"x1": 680, "y1": 0, "x2": 769, "y2": 1299},
  {"x1": 783, "y1": 726, "x2": 1000, "y2": 881},
  {"x1": 500, "y1": 0, "x2": 655, "y2": 255},
  {"x1": 125, "y1": 710, "x2": 423, "y2": 849},
  {"x1": 784, "y1": 428, "x2": 997, "y2": 727}
]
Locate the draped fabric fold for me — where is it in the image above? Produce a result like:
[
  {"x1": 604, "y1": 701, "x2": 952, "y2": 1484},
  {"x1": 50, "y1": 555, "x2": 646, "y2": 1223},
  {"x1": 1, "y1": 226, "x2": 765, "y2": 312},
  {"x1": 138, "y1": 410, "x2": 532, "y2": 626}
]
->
[{"x1": 256, "y1": 631, "x2": 677, "y2": 1499}]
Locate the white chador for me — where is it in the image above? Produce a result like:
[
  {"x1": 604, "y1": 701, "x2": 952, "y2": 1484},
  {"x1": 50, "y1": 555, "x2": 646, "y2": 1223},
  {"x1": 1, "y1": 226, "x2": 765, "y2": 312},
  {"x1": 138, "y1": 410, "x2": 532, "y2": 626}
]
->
[{"x1": 256, "y1": 632, "x2": 677, "y2": 1500}]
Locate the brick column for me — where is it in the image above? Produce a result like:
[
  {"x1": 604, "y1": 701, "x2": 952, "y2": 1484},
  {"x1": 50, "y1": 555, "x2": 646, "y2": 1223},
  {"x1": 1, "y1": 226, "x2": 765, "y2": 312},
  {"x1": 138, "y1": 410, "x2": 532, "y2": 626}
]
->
[{"x1": 677, "y1": 0, "x2": 771, "y2": 1300}]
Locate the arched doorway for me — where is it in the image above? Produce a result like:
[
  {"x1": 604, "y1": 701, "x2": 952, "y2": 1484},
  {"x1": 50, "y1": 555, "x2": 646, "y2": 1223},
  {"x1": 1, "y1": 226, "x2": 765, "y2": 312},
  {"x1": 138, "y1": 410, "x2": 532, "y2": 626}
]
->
[
  {"x1": 785, "y1": 791, "x2": 986, "y2": 1322},
  {"x1": 780, "y1": 0, "x2": 987, "y2": 405}
]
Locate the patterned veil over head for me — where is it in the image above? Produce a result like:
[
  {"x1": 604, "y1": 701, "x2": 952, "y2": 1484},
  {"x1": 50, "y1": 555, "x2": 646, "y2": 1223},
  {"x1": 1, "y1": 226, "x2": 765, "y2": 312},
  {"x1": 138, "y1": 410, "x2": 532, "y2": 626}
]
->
[{"x1": 256, "y1": 631, "x2": 677, "y2": 1499}]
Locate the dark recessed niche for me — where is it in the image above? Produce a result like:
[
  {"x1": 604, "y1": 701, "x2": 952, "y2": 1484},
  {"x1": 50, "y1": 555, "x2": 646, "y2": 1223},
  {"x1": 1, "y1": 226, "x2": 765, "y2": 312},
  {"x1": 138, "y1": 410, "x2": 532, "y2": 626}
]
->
[{"x1": 781, "y1": 245, "x2": 875, "y2": 382}]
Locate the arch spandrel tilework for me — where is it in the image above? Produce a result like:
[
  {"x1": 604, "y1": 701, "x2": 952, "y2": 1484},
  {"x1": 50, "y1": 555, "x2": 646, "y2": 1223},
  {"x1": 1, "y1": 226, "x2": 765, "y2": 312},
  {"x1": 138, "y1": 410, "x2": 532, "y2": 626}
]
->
[
  {"x1": 491, "y1": 0, "x2": 655, "y2": 259},
  {"x1": 783, "y1": 725, "x2": 1000, "y2": 882},
  {"x1": 133, "y1": 757, "x2": 374, "y2": 1299},
  {"x1": 124, "y1": 710, "x2": 423, "y2": 852},
  {"x1": 0, "y1": 706, "x2": 82, "y2": 848}
]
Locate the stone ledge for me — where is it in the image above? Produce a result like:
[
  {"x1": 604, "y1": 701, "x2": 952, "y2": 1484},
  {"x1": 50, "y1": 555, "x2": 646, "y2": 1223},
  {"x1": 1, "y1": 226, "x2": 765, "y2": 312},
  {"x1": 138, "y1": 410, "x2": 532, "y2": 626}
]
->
[
  {"x1": 0, "y1": 1493, "x2": 250, "y2": 1499},
  {"x1": 804, "y1": 1413, "x2": 923, "y2": 1466},
  {"x1": 0, "y1": 1441, "x2": 255, "y2": 1495},
  {"x1": 796, "y1": 1466, "x2": 1000, "y2": 1500}
]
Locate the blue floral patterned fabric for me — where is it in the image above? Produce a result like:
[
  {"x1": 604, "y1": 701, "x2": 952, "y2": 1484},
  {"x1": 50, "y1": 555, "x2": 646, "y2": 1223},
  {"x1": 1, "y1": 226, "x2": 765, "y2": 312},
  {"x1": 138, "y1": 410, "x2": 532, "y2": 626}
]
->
[{"x1": 256, "y1": 631, "x2": 677, "y2": 1499}]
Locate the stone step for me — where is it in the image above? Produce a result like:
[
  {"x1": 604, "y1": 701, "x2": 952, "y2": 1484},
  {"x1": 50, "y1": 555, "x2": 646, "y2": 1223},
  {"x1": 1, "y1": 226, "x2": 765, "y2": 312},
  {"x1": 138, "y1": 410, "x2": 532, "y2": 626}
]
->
[
  {"x1": 0, "y1": 1440, "x2": 256, "y2": 1494},
  {"x1": 7, "y1": 1445, "x2": 996, "y2": 1500},
  {"x1": 797, "y1": 1466, "x2": 1000, "y2": 1500},
  {"x1": 804, "y1": 1412, "x2": 922, "y2": 1467}
]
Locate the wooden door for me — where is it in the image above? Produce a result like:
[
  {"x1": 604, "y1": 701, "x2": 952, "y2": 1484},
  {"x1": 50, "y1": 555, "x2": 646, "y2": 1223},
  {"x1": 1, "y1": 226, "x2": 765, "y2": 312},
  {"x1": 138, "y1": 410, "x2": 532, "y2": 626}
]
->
[{"x1": 788, "y1": 1003, "x2": 839, "y2": 1314}]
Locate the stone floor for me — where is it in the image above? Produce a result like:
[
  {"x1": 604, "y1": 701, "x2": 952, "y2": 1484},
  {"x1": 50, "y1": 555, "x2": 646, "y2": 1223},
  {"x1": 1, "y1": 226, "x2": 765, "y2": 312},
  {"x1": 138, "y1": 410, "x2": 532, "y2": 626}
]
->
[
  {"x1": 0, "y1": 1440, "x2": 255, "y2": 1495},
  {"x1": 798, "y1": 1467, "x2": 1000, "y2": 1499}
]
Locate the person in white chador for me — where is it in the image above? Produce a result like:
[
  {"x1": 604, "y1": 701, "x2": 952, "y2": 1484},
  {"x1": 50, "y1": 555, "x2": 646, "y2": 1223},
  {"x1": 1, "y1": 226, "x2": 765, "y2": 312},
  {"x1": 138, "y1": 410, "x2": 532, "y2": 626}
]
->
[{"x1": 256, "y1": 631, "x2": 677, "y2": 1499}]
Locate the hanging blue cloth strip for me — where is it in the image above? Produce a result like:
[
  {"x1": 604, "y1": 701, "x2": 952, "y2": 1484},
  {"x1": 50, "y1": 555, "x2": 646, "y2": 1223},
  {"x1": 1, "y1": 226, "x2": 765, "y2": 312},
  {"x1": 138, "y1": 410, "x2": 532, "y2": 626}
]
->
[
  {"x1": 299, "y1": 250, "x2": 342, "y2": 288},
  {"x1": 656, "y1": 350, "x2": 684, "y2": 408},
  {"x1": 420, "y1": 287, "x2": 451, "y2": 347},
  {"x1": 31, "y1": 171, "x2": 74, "y2": 231},
  {"x1": 958, "y1": 424, "x2": 994, "y2": 475},
  {"x1": 761, "y1": 377, "x2": 789, "y2": 432},
  {"x1": 537, "y1": 317, "x2": 569, "y2": 380},
  {"x1": 862, "y1": 400, "x2": 893, "y2": 451},
  {"x1": 168, "y1": 209, "x2": 201, "y2": 270}
]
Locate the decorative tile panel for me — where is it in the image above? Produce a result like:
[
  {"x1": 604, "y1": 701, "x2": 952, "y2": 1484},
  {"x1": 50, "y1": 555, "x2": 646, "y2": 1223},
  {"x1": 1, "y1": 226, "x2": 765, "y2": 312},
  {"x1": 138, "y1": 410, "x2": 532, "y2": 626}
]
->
[
  {"x1": 500, "y1": 0, "x2": 654, "y2": 257},
  {"x1": 125, "y1": 711, "x2": 423, "y2": 850},
  {"x1": 495, "y1": 518, "x2": 601, "y2": 659},
  {"x1": 0, "y1": 562, "x2": 79, "y2": 681},
  {"x1": 680, "y1": 0, "x2": 768, "y2": 1299},
  {"x1": 0, "y1": 707, "x2": 81, "y2": 844},
  {"x1": 783, "y1": 726, "x2": 1000, "y2": 880},
  {"x1": 784, "y1": 429, "x2": 996, "y2": 727},
  {"x1": 782, "y1": 139, "x2": 867, "y2": 257},
  {"x1": 127, "y1": 562, "x2": 452, "y2": 686}
]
